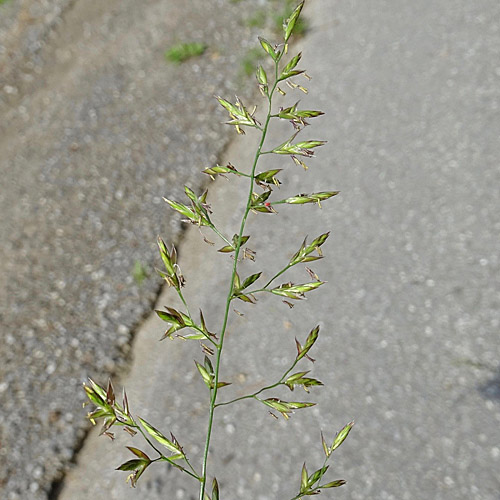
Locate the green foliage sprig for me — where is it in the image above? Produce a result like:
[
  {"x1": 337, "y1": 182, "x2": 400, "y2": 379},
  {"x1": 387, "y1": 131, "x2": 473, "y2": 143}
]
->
[
  {"x1": 165, "y1": 42, "x2": 207, "y2": 64},
  {"x1": 83, "y1": 3, "x2": 353, "y2": 498}
]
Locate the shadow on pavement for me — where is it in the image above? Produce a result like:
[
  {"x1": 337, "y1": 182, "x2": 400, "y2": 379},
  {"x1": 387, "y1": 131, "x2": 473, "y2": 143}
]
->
[{"x1": 478, "y1": 370, "x2": 500, "y2": 401}]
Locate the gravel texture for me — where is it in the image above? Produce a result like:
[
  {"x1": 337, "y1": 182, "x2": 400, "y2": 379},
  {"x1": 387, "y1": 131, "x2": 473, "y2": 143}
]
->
[{"x1": 0, "y1": 0, "x2": 283, "y2": 498}]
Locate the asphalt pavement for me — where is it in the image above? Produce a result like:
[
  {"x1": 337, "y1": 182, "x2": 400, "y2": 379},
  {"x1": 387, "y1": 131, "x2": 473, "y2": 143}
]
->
[{"x1": 2, "y1": 0, "x2": 500, "y2": 499}]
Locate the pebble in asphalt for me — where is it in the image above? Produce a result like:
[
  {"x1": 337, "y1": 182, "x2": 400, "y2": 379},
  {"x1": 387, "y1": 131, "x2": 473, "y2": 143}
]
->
[{"x1": 2, "y1": 0, "x2": 500, "y2": 499}]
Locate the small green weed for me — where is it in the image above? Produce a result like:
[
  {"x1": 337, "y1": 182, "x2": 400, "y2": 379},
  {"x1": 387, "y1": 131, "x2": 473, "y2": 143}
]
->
[
  {"x1": 132, "y1": 261, "x2": 149, "y2": 285},
  {"x1": 240, "y1": 47, "x2": 264, "y2": 77},
  {"x1": 164, "y1": 42, "x2": 207, "y2": 64},
  {"x1": 245, "y1": 9, "x2": 267, "y2": 29}
]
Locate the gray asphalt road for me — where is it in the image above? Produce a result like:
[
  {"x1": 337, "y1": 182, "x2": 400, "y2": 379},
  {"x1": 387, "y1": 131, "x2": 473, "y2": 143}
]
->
[{"x1": 3, "y1": 0, "x2": 500, "y2": 499}]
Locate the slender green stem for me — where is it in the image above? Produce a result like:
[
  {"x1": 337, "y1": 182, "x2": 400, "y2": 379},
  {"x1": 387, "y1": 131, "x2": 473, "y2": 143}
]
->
[
  {"x1": 209, "y1": 223, "x2": 233, "y2": 247},
  {"x1": 215, "y1": 382, "x2": 279, "y2": 408},
  {"x1": 135, "y1": 422, "x2": 164, "y2": 457},
  {"x1": 241, "y1": 287, "x2": 267, "y2": 295},
  {"x1": 262, "y1": 263, "x2": 292, "y2": 289},
  {"x1": 184, "y1": 455, "x2": 200, "y2": 479},
  {"x1": 234, "y1": 171, "x2": 252, "y2": 178},
  {"x1": 176, "y1": 287, "x2": 218, "y2": 346},
  {"x1": 313, "y1": 454, "x2": 331, "y2": 491},
  {"x1": 200, "y1": 206, "x2": 232, "y2": 247},
  {"x1": 189, "y1": 324, "x2": 219, "y2": 347},
  {"x1": 135, "y1": 421, "x2": 200, "y2": 481},
  {"x1": 158, "y1": 456, "x2": 201, "y2": 480},
  {"x1": 198, "y1": 54, "x2": 283, "y2": 500},
  {"x1": 241, "y1": 263, "x2": 293, "y2": 297},
  {"x1": 163, "y1": 458, "x2": 200, "y2": 480},
  {"x1": 176, "y1": 287, "x2": 191, "y2": 317},
  {"x1": 215, "y1": 356, "x2": 300, "y2": 408},
  {"x1": 288, "y1": 454, "x2": 330, "y2": 500}
]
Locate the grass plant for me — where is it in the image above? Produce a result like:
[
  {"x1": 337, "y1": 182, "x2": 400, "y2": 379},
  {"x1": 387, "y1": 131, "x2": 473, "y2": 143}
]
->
[{"x1": 84, "y1": 3, "x2": 352, "y2": 498}]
